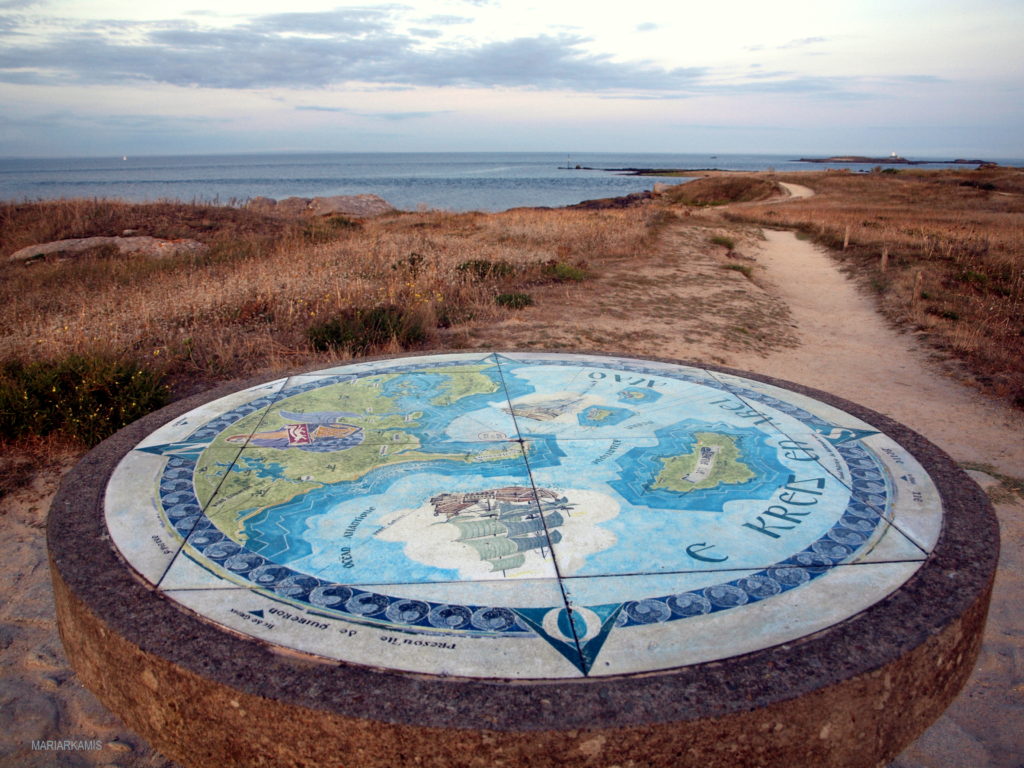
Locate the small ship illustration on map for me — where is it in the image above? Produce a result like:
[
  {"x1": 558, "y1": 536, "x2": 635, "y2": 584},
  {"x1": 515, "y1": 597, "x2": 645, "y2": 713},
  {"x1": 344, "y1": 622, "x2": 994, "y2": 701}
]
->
[
  {"x1": 502, "y1": 396, "x2": 587, "y2": 421},
  {"x1": 430, "y1": 487, "x2": 575, "y2": 573}
]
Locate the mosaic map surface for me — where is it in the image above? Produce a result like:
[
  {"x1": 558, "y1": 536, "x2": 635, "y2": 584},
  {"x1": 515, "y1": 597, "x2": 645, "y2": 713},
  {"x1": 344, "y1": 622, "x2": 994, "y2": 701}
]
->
[{"x1": 106, "y1": 353, "x2": 942, "y2": 678}]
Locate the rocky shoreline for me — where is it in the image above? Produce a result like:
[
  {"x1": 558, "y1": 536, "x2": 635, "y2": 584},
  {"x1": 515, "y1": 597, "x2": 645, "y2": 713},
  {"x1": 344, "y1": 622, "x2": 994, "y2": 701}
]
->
[{"x1": 245, "y1": 194, "x2": 394, "y2": 218}]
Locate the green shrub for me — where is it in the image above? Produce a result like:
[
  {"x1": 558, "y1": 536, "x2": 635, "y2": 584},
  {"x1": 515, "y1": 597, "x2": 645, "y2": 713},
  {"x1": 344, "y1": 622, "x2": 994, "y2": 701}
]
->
[
  {"x1": 434, "y1": 300, "x2": 474, "y2": 328},
  {"x1": 324, "y1": 214, "x2": 360, "y2": 230},
  {"x1": 391, "y1": 252, "x2": 426, "y2": 275},
  {"x1": 0, "y1": 355, "x2": 169, "y2": 446},
  {"x1": 306, "y1": 305, "x2": 426, "y2": 353},
  {"x1": 871, "y1": 275, "x2": 891, "y2": 294},
  {"x1": 457, "y1": 259, "x2": 516, "y2": 279},
  {"x1": 959, "y1": 269, "x2": 989, "y2": 285},
  {"x1": 541, "y1": 260, "x2": 587, "y2": 282},
  {"x1": 926, "y1": 307, "x2": 961, "y2": 321},
  {"x1": 302, "y1": 215, "x2": 361, "y2": 243},
  {"x1": 496, "y1": 292, "x2": 533, "y2": 309},
  {"x1": 721, "y1": 263, "x2": 752, "y2": 278},
  {"x1": 710, "y1": 235, "x2": 736, "y2": 250}
]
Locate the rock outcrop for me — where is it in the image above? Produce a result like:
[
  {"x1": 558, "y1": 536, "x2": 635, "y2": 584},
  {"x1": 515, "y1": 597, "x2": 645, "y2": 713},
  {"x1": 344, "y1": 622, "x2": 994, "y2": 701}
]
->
[
  {"x1": 8, "y1": 236, "x2": 209, "y2": 263},
  {"x1": 565, "y1": 190, "x2": 653, "y2": 210},
  {"x1": 246, "y1": 194, "x2": 395, "y2": 218}
]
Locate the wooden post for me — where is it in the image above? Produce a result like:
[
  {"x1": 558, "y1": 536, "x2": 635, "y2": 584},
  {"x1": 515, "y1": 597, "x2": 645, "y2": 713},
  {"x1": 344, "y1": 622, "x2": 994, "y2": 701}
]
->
[
  {"x1": 880, "y1": 248, "x2": 889, "y2": 272},
  {"x1": 843, "y1": 225, "x2": 851, "y2": 250},
  {"x1": 912, "y1": 270, "x2": 923, "y2": 305}
]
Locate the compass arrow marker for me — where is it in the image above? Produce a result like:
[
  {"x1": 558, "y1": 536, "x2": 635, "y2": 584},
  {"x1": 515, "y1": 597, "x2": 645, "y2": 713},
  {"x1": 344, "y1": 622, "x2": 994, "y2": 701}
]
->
[{"x1": 513, "y1": 604, "x2": 623, "y2": 676}]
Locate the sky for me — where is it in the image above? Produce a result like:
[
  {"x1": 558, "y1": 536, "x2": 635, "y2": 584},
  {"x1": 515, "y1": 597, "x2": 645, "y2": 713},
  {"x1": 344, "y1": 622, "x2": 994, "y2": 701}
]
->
[{"x1": 1, "y1": 0, "x2": 1021, "y2": 158}]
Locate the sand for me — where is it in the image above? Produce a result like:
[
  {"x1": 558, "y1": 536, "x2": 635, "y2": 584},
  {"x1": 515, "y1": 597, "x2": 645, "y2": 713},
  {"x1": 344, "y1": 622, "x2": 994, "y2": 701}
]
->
[
  {"x1": 1, "y1": 205, "x2": 1021, "y2": 767},
  {"x1": 727, "y1": 229, "x2": 1024, "y2": 768}
]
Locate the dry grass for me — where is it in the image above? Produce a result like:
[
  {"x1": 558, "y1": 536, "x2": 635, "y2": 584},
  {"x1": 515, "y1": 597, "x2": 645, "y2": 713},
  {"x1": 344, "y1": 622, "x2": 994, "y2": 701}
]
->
[
  {"x1": 727, "y1": 167, "x2": 1024, "y2": 406},
  {"x1": 0, "y1": 198, "x2": 296, "y2": 258},
  {"x1": 456, "y1": 214, "x2": 798, "y2": 362},
  {"x1": 661, "y1": 176, "x2": 781, "y2": 206},
  {"x1": 0, "y1": 201, "x2": 654, "y2": 403}
]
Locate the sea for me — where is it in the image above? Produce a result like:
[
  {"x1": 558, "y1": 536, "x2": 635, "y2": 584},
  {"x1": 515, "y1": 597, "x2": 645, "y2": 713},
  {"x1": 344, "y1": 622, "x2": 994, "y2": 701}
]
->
[{"x1": 0, "y1": 151, "x2": 1017, "y2": 213}]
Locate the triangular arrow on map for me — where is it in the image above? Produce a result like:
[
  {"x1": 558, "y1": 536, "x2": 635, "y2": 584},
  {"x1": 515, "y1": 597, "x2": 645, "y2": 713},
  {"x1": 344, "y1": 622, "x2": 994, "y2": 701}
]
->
[
  {"x1": 249, "y1": 609, "x2": 265, "y2": 618},
  {"x1": 136, "y1": 439, "x2": 211, "y2": 461},
  {"x1": 513, "y1": 603, "x2": 623, "y2": 676},
  {"x1": 813, "y1": 426, "x2": 879, "y2": 445}
]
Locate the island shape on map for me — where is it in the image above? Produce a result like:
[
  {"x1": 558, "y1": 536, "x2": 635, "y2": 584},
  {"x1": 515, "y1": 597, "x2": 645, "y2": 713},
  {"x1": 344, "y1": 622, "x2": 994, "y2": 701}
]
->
[{"x1": 652, "y1": 432, "x2": 755, "y2": 492}]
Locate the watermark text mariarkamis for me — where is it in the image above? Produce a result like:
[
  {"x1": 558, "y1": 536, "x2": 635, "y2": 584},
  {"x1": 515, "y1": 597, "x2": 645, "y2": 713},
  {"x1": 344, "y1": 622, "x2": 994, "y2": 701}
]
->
[{"x1": 31, "y1": 739, "x2": 104, "y2": 752}]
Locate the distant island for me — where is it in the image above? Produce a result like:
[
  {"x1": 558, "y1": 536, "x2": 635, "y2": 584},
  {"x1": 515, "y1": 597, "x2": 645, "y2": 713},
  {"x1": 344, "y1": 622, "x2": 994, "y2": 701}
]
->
[
  {"x1": 574, "y1": 159, "x2": 999, "y2": 177},
  {"x1": 798, "y1": 156, "x2": 993, "y2": 166}
]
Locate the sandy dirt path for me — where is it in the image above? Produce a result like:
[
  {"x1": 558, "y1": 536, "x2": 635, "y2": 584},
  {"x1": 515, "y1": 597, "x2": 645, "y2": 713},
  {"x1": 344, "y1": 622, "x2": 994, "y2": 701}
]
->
[
  {"x1": 724, "y1": 229, "x2": 1024, "y2": 768},
  {"x1": 775, "y1": 181, "x2": 815, "y2": 200}
]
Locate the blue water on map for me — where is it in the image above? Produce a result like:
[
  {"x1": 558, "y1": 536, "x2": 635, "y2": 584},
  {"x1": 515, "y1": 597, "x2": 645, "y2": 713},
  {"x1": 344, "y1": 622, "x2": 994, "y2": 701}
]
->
[
  {"x1": 609, "y1": 421, "x2": 789, "y2": 511},
  {"x1": 3, "y1": 151, "x2": 1019, "y2": 211}
]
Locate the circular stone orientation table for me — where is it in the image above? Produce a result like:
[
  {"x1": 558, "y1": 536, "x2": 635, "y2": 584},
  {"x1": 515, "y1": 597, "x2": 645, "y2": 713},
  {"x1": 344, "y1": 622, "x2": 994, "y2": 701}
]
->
[{"x1": 48, "y1": 352, "x2": 998, "y2": 768}]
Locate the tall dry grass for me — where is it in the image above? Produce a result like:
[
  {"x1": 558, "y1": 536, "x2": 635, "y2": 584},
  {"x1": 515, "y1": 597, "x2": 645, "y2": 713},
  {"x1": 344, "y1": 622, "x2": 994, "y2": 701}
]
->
[
  {"x1": 728, "y1": 168, "x2": 1024, "y2": 406},
  {"x1": 0, "y1": 202, "x2": 654, "y2": 407},
  {"x1": 0, "y1": 198, "x2": 295, "y2": 257}
]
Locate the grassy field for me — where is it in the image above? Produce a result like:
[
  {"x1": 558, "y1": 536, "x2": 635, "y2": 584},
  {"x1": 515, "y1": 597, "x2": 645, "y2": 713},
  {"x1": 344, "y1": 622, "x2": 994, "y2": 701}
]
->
[{"x1": 726, "y1": 167, "x2": 1024, "y2": 406}]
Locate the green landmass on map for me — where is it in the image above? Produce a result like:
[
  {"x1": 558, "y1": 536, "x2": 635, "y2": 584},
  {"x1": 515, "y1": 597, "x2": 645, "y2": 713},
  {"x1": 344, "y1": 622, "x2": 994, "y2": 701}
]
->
[
  {"x1": 587, "y1": 408, "x2": 613, "y2": 422},
  {"x1": 191, "y1": 365, "x2": 509, "y2": 541},
  {"x1": 651, "y1": 432, "x2": 755, "y2": 492},
  {"x1": 414, "y1": 366, "x2": 499, "y2": 405}
]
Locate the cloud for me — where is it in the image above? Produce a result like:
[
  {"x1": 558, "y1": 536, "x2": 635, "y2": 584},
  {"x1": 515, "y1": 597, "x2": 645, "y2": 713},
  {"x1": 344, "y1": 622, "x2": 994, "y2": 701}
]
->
[
  {"x1": 0, "y1": 10, "x2": 26, "y2": 35},
  {"x1": 409, "y1": 27, "x2": 443, "y2": 39},
  {"x1": 780, "y1": 36, "x2": 829, "y2": 49},
  {"x1": 0, "y1": 12, "x2": 707, "y2": 94},
  {"x1": 890, "y1": 74, "x2": 947, "y2": 84},
  {"x1": 0, "y1": 11, "x2": 937, "y2": 104},
  {"x1": 0, "y1": 108, "x2": 217, "y2": 141},
  {"x1": 246, "y1": 9, "x2": 395, "y2": 36},
  {"x1": 635, "y1": 22, "x2": 659, "y2": 32},
  {"x1": 366, "y1": 110, "x2": 451, "y2": 120},
  {"x1": 420, "y1": 15, "x2": 473, "y2": 25},
  {"x1": 293, "y1": 106, "x2": 451, "y2": 120},
  {"x1": 745, "y1": 36, "x2": 830, "y2": 52},
  {"x1": 295, "y1": 105, "x2": 352, "y2": 112},
  {"x1": 401, "y1": 35, "x2": 706, "y2": 91},
  {"x1": 701, "y1": 74, "x2": 877, "y2": 101}
]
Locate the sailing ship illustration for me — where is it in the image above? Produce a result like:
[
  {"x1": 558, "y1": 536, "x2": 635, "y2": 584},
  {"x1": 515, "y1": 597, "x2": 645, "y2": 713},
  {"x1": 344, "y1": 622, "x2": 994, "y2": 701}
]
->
[
  {"x1": 430, "y1": 486, "x2": 575, "y2": 573},
  {"x1": 502, "y1": 396, "x2": 587, "y2": 422}
]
